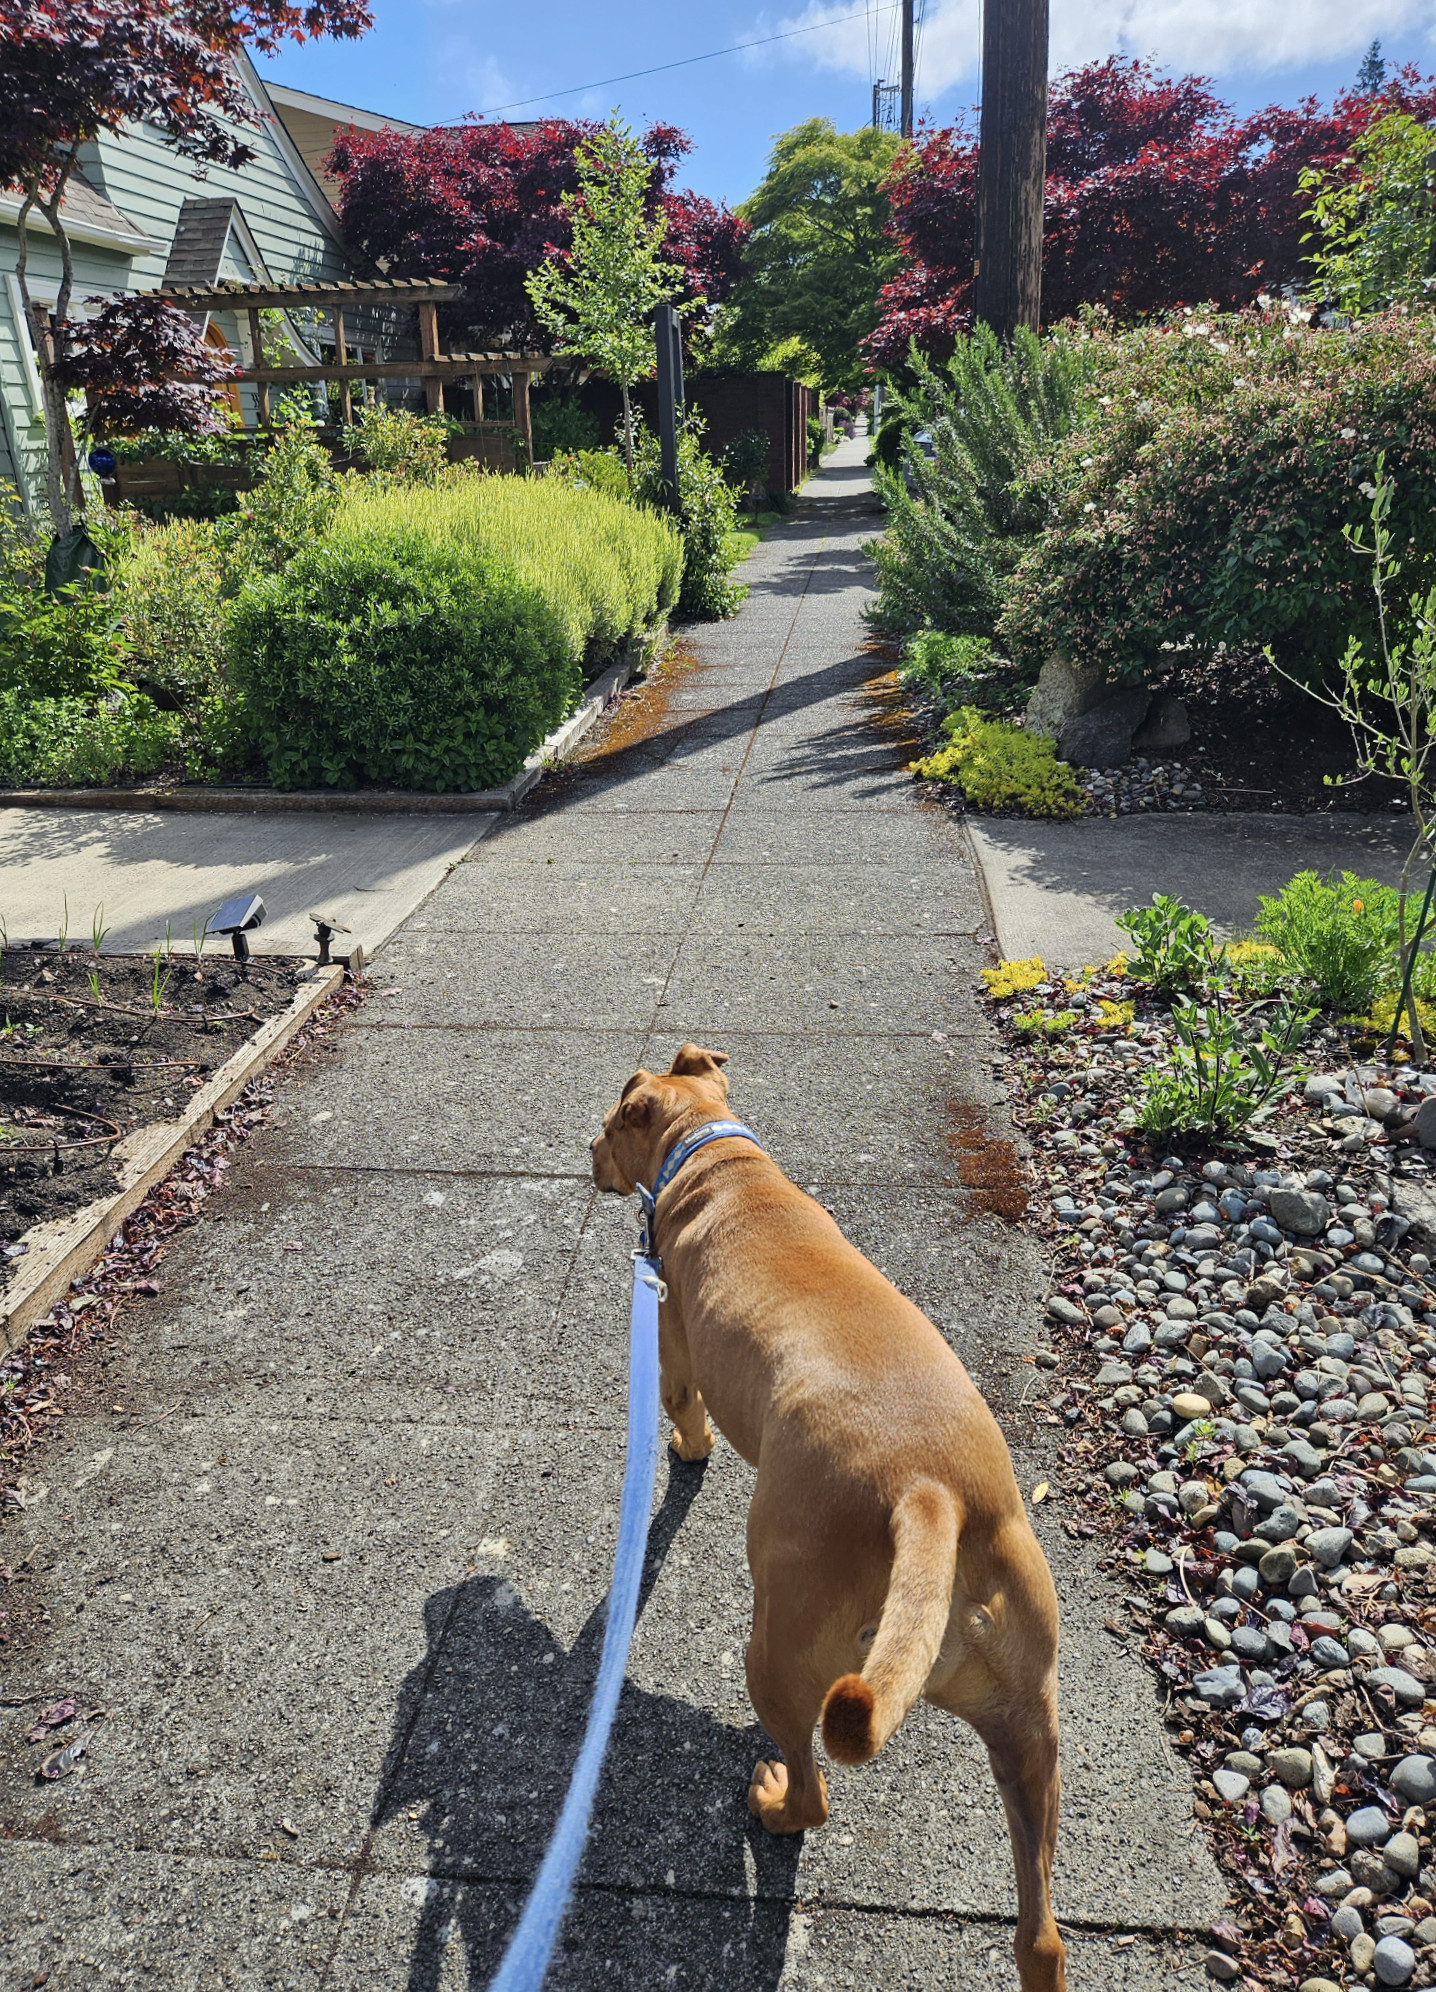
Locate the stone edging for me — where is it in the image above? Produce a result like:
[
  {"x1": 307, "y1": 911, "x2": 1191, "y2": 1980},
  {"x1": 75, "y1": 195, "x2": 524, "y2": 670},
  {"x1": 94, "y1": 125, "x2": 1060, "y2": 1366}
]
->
[
  {"x1": 0, "y1": 655, "x2": 641, "y2": 818},
  {"x1": 0, "y1": 966, "x2": 344, "y2": 1353}
]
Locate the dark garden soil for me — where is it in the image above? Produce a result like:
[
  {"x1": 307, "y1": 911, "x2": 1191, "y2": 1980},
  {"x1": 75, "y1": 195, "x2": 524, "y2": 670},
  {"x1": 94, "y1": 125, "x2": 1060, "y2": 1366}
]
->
[
  {"x1": 0, "y1": 947, "x2": 298, "y2": 1263},
  {"x1": 1164, "y1": 653, "x2": 1409, "y2": 817}
]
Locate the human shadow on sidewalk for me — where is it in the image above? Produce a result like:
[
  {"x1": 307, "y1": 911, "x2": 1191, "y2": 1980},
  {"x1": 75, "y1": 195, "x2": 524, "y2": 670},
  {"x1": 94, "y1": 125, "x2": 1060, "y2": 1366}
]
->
[{"x1": 371, "y1": 1458, "x2": 803, "y2": 1991}]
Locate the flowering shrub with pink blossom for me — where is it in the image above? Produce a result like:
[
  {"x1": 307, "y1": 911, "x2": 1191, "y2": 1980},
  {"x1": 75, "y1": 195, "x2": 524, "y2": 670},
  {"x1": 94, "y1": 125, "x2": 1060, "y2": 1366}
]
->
[{"x1": 997, "y1": 306, "x2": 1436, "y2": 680}]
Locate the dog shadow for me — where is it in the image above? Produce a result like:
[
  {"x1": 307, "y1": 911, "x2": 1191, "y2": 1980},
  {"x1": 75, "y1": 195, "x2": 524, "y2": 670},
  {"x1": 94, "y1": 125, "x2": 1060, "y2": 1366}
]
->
[{"x1": 372, "y1": 1460, "x2": 803, "y2": 1990}]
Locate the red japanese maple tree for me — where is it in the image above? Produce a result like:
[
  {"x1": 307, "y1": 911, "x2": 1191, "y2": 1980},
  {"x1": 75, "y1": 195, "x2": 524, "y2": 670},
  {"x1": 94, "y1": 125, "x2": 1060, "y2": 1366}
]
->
[
  {"x1": 329, "y1": 116, "x2": 746, "y2": 352},
  {"x1": 0, "y1": 0, "x2": 371, "y2": 528},
  {"x1": 867, "y1": 56, "x2": 1436, "y2": 369}
]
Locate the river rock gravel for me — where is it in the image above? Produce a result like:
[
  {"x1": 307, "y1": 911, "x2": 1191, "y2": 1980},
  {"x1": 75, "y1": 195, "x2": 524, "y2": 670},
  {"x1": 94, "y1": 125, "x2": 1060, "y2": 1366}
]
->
[{"x1": 984, "y1": 953, "x2": 1436, "y2": 1989}]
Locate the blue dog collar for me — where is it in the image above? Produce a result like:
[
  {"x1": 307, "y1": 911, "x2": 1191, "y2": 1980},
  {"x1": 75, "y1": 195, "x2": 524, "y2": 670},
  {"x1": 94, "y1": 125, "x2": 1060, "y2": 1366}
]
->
[{"x1": 636, "y1": 1119, "x2": 764, "y2": 1257}]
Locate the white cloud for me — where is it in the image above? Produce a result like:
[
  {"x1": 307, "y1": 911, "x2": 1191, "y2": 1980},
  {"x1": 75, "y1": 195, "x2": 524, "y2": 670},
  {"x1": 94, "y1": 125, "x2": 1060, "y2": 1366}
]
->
[{"x1": 772, "y1": 0, "x2": 1436, "y2": 97}]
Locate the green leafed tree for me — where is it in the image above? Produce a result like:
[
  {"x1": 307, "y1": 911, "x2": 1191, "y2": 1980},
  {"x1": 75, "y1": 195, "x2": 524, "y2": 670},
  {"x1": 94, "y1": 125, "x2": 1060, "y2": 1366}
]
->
[
  {"x1": 1302, "y1": 110, "x2": 1436, "y2": 316},
  {"x1": 710, "y1": 119, "x2": 903, "y2": 392},
  {"x1": 526, "y1": 115, "x2": 685, "y2": 471}
]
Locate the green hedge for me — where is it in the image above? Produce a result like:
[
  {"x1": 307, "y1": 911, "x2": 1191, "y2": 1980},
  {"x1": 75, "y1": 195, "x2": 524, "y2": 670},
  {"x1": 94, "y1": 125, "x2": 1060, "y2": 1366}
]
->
[
  {"x1": 0, "y1": 690, "x2": 182, "y2": 787},
  {"x1": 228, "y1": 475, "x2": 681, "y2": 791}
]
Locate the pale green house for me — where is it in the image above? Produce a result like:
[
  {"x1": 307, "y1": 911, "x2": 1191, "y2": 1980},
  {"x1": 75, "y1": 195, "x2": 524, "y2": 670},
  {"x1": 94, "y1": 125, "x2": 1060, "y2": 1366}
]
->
[{"x1": 0, "y1": 58, "x2": 398, "y2": 512}]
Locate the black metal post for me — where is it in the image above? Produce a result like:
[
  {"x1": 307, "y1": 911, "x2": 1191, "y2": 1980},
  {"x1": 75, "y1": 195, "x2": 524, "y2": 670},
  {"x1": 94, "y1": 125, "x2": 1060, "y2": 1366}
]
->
[{"x1": 654, "y1": 302, "x2": 682, "y2": 514}]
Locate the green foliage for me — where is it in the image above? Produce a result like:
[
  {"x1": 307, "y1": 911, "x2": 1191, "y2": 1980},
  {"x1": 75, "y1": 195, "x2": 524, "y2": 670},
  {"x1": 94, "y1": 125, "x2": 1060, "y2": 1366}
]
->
[
  {"x1": 711, "y1": 119, "x2": 902, "y2": 392},
  {"x1": 227, "y1": 476, "x2": 681, "y2": 791},
  {"x1": 870, "y1": 324, "x2": 1095, "y2": 638},
  {"x1": 901, "y1": 630, "x2": 996, "y2": 696},
  {"x1": 339, "y1": 405, "x2": 451, "y2": 484},
  {"x1": 913, "y1": 708, "x2": 1085, "y2": 817},
  {"x1": 721, "y1": 428, "x2": 771, "y2": 494},
  {"x1": 1302, "y1": 112, "x2": 1436, "y2": 317},
  {"x1": 807, "y1": 414, "x2": 826, "y2": 467},
  {"x1": 0, "y1": 575, "x2": 127, "y2": 700},
  {"x1": 1255, "y1": 870, "x2": 1405, "y2": 1011},
  {"x1": 0, "y1": 689, "x2": 182, "y2": 787},
  {"x1": 1138, "y1": 992, "x2": 1312, "y2": 1136},
  {"x1": 105, "y1": 429, "x2": 246, "y2": 466},
  {"x1": 631, "y1": 419, "x2": 744, "y2": 621},
  {"x1": 530, "y1": 398, "x2": 602, "y2": 460},
  {"x1": 998, "y1": 307, "x2": 1436, "y2": 679},
  {"x1": 227, "y1": 417, "x2": 339, "y2": 574},
  {"x1": 1115, "y1": 894, "x2": 1220, "y2": 999},
  {"x1": 120, "y1": 518, "x2": 228, "y2": 699},
  {"x1": 526, "y1": 117, "x2": 686, "y2": 467}
]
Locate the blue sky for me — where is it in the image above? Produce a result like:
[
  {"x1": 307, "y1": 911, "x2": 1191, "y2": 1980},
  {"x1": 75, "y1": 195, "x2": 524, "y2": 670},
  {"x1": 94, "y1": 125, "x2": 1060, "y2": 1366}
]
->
[{"x1": 256, "y1": 1, "x2": 1436, "y2": 207}]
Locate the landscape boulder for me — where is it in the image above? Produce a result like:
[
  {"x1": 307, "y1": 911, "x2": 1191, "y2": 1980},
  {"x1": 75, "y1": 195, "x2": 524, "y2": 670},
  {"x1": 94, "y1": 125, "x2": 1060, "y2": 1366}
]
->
[
  {"x1": 1132, "y1": 690, "x2": 1192, "y2": 752},
  {"x1": 1025, "y1": 653, "x2": 1107, "y2": 739},
  {"x1": 1058, "y1": 686, "x2": 1154, "y2": 770}
]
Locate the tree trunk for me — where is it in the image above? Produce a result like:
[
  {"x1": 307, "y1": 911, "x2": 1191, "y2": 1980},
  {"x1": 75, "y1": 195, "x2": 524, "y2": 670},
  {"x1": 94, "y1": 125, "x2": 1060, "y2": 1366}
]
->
[
  {"x1": 973, "y1": 0, "x2": 1049, "y2": 339},
  {"x1": 620, "y1": 382, "x2": 634, "y2": 476},
  {"x1": 18, "y1": 162, "x2": 82, "y2": 533}
]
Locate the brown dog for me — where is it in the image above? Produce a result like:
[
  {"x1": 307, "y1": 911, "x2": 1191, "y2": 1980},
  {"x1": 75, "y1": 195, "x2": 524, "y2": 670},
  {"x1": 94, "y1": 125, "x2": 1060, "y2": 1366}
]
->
[{"x1": 591, "y1": 1044, "x2": 1066, "y2": 1992}]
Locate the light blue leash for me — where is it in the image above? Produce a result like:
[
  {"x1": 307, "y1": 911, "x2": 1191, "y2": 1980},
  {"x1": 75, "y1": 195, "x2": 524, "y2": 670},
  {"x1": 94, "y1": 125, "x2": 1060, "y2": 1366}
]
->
[{"x1": 487, "y1": 1116, "x2": 763, "y2": 1991}]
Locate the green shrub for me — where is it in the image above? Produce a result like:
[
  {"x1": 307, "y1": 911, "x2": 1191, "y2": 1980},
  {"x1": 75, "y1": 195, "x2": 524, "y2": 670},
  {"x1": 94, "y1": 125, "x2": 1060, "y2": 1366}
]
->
[
  {"x1": 227, "y1": 418, "x2": 340, "y2": 575},
  {"x1": 0, "y1": 576, "x2": 128, "y2": 700},
  {"x1": 1115, "y1": 894, "x2": 1220, "y2": 999},
  {"x1": 901, "y1": 630, "x2": 996, "y2": 696},
  {"x1": 339, "y1": 405, "x2": 451, "y2": 485},
  {"x1": 632, "y1": 420, "x2": 745, "y2": 621},
  {"x1": 228, "y1": 476, "x2": 681, "y2": 791},
  {"x1": 869, "y1": 323, "x2": 1095, "y2": 638},
  {"x1": 913, "y1": 708, "x2": 1084, "y2": 817},
  {"x1": 0, "y1": 688, "x2": 182, "y2": 787},
  {"x1": 999, "y1": 308, "x2": 1436, "y2": 680},
  {"x1": 336, "y1": 474, "x2": 681, "y2": 668},
  {"x1": 1254, "y1": 870, "x2": 1405, "y2": 1012},
  {"x1": 531, "y1": 398, "x2": 602, "y2": 460},
  {"x1": 229, "y1": 531, "x2": 569, "y2": 791},
  {"x1": 722, "y1": 428, "x2": 770, "y2": 495},
  {"x1": 120, "y1": 518, "x2": 228, "y2": 699},
  {"x1": 1137, "y1": 993, "x2": 1312, "y2": 1137}
]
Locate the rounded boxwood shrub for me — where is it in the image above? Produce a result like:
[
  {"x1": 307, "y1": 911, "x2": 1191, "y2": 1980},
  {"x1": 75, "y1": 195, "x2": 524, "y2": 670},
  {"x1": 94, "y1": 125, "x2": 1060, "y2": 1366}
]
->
[{"x1": 228, "y1": 528, "x2": 578, "y2": 792}]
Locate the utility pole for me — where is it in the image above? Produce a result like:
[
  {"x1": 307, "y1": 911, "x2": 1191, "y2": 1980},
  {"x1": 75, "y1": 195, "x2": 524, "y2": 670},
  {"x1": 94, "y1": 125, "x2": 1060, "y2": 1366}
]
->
[
  {"x1": 899, "y1": 0, "x2": 914, "y2": 139},
  {"x1": 972, "y1": 0, "x2": 1048, "y2": 338}
]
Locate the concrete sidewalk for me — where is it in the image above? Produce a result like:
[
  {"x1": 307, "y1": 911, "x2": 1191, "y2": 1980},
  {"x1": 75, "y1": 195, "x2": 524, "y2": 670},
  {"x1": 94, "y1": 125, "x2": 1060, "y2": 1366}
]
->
[
  {"x1": 0, "y1": 437, "x2": 1218, "y2": 1990},
  {"x1": 971, "y1": 808, "x2": 1418, "y2": 968},
  {"x1": 0, "y1": 804, "x2": 497, "y2": 958}
]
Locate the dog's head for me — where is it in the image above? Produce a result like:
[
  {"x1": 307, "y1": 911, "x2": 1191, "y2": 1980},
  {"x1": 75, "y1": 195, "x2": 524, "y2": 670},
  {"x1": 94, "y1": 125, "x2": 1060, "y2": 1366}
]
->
[{"x1": 591, "y1": 1044, "x2": 730, "y2": 1195}]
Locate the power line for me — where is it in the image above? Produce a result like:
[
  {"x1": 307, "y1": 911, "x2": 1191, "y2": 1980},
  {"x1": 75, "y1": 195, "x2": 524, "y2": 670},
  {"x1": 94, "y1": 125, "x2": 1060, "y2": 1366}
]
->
[{"x1": 432, "y1": 6, "x2": 902, "y2": 124}]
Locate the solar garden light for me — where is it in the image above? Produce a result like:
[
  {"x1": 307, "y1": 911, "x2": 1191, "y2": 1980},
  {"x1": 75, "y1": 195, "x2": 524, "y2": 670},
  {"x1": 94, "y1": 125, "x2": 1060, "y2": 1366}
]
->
[
  {"x1": 309, "y1": 913, "x2": 349, "y2": 967},
  {"x1": 210, "y1": 893, "x2": 266, "y2": 971}
]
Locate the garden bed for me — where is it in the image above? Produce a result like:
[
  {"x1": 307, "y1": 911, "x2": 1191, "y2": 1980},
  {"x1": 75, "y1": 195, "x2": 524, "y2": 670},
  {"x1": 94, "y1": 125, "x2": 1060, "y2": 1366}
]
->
[
  {"x1": 0, "y1": 946, "x2": 307, "y2": 1282},
  {"x1": 985, "y1": 947, "x2": 1436, "y2": 1989}
]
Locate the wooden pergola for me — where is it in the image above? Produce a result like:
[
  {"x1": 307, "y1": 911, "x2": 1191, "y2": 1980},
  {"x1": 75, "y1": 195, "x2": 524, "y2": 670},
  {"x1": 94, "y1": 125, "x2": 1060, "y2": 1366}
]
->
[{"x1": 158, "y1": 277, "x2": 550, "y2": 456}]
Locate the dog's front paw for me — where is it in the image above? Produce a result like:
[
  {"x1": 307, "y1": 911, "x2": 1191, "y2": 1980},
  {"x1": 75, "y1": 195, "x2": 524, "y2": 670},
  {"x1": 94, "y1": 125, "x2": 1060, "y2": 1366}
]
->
[
  {"x1": 670, "y1": 1421, "x2": 714, "y2": 1461},
  {"x1": 747, "y1": 1758, "x2": 826, "y2": 1834}
]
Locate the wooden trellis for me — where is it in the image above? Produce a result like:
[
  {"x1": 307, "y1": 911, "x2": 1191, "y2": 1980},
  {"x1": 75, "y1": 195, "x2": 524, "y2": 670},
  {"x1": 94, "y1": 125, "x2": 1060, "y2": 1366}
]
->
[{"x1": 157, "y1": 277, "x2": 549, "y2": 456}]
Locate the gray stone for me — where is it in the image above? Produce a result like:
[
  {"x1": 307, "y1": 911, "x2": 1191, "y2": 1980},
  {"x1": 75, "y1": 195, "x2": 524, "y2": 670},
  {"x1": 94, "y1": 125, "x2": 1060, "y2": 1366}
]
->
[
  {"x1": 1202, "y1": 1949, "x2": 1241, "y2": 1983},
  {"x1": 1390, "y1": 1755, "x2": 1436, "y2": 1806},
  {"x1": 1349, "y1": 1627, "x2": 1381, "y2": 1657},
  {"x1": 1373, "y1": 1935, "x2": 1416, "y2": 1986},
  {"x1": 1260, "y1": 1783, "x2": 1292, "y2": 1824},
  {"x1": 1212, "y1": 1767, "x2": 1250, "y2": 1802},
  {"x1": 1383, "y1": 1831, "x2": 1421, "y2": 1880},
  {"x1": 1165, "y1": 1604, "x2": 1207, "y2": 1638},
  {"x1": 1311, "y1": 1636, "x2": 1351, "y2": 1669},
  {"x1": 1266, "y1": 1746, "x2": 1313, "y2": 1789},
  {"x1": 1192, "y1": 1664, "x2": 1246, "y2": 1708},
  {"x1": 1131, "y1": 690, "x2": 1191, "y2": 753},
  {"x1": 1332, "y1": 1904, "x2": 1366, "y2": 1941},
  {"x1": 1259, "y1": 1544, "x2": 1299, "y2": 1584},
  {"x1": 1346, "y1": 1805, "x2": 1395, "y2": 1848},
  {"x1": 1025, "y1": 653, "x2": 1107, "y2": 740},
  {"x1": 1415, "y1": 1097, "x2": 1436, "y2": 1150},
  {"x1": 1144, "y1": 1549, "x2": 1174, "y2": 1576},
  {"x1": 1306, "y1": 1526, "x2": 1354, "y2": 1570},
  {"x1": 1105, "y1": 1460, "x2": 1140, "y2": 1487},
  {"x1": 1253, "y1": 1503, "x2": 1303, "y2": 1543},
  {"x1": 1270, "y1": 1189, "x2": 1331, "y2": 1237},
  {"x1": 1251, "y1": 1340, "x2": 1289, "y2": 1382},
  {"x1": 1369, "y1": 1667, "x2": 1426, "y2": 1708},
  {"x1": 1154, "y1": 1186, "x2": 1189, "y2": 1213},
  {"x1": 1057, "y1": 685, "x2": 1153, "y2": 770},
  {"x1": 1230, "y1": 1625, "x2": 1271, "y2": 1664}
]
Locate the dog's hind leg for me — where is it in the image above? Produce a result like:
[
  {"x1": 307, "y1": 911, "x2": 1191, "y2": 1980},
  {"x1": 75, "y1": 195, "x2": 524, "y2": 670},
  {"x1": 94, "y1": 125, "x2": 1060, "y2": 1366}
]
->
[
  {"x1": 658, "y1": 1300, "x2": 714, "y2": 1461},
  {"x1": 744, "y1": 1572, "x2": 830, "y2": 1835}
]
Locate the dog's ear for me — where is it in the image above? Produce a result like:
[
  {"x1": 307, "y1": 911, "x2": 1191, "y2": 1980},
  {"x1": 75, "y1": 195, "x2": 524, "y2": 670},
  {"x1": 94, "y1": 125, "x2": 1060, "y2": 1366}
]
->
[
  {"x1": 619, "y1": 1078, "x2": 659, "y2": 1129},
  {"x1": 669, "y1": 1044, "x2": 730, "y2": 1083}
]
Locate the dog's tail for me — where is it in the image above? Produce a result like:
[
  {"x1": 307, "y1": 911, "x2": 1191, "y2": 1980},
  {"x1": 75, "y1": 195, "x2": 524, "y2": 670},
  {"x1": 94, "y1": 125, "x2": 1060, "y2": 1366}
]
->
[{"x1": 820, "y1": 1478, "x2": 959, "y2": 1766}]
